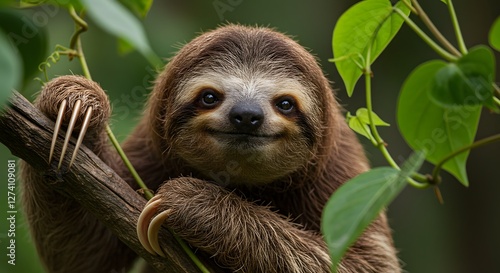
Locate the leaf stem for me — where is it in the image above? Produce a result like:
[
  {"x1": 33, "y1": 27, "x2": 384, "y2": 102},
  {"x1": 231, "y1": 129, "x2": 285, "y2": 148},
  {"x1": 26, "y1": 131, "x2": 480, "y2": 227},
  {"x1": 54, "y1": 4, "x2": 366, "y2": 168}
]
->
[
  {"x1": 69, "y1": 4, "x2": 151, "y2": 197},
  {"x1": 493, "y1": 83, "x2": 500, "y2": 98},
  {"x1": 446, "y1": 0, "x2": 468, "y2": 54},
  {"x1": 494, "y1": 83, "x2": 500, "y2": 107},
  {"x1": 364, "y1": 68, "x2": 384, "y2": 151},
  {"x1": 174, "y1": 237, "x2": 211, "y2": 273},
  {"x1": 106, "y1": 126, "x2": 153, "y2": 199},
  {"x1": 68, "y1": 6, "x2": 88, "y2": 51},
  {"x1": 68, "y1": 6, "x2": 91, "y2": 80},
  {"x1": 76, "y1": 39, "x2": 92, "y2": 80},
  {"x1": 410, "y1": 0, "x2": 461, "y2": 57},
  {"x1": 363, "y1": 45, "x2": 429, "y2": 189},
  {"x1": 393, "y1": 7, "x2": 458, "y2": 62},
  {"x1": 401, "y1": 0, "x2": 417, "y2": 14},
  {"x1": 432, "y1": 133, "x2": 500, "y2": 183},
  {"x1": 494, "y1": 97, "x2": 500, "y2": 107}
]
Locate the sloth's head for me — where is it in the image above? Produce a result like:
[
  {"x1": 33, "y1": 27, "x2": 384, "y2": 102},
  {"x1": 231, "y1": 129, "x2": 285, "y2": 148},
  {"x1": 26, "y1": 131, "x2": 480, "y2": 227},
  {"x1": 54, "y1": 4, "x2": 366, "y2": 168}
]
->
[{"x1": 149, "y1": 25, "x2": 339, "y2": 185}]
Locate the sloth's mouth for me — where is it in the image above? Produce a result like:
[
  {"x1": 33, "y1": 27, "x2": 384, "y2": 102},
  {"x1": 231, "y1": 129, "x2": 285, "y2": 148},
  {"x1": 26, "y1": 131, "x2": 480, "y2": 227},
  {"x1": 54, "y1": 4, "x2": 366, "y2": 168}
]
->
[{"x1": 206, "y1": 129, "x2": 282, "y2": 142}]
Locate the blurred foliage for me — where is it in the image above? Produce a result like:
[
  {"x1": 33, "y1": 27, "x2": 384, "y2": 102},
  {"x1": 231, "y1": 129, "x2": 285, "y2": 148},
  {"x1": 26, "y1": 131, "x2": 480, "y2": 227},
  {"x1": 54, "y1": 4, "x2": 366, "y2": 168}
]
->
[{"x1": 0, "y1": 0, "x2": 499, "y2": 272}]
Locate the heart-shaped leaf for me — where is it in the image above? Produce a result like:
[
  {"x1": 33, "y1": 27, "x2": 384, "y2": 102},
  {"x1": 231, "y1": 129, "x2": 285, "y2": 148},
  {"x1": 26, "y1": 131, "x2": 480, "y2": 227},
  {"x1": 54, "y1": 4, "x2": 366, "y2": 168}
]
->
[
  {"x1": 332, "y1": 0, "x2": 410, "y2": 96},
  {"x1": 398, "y1": 60, "x2": 481, "y2": 186}
]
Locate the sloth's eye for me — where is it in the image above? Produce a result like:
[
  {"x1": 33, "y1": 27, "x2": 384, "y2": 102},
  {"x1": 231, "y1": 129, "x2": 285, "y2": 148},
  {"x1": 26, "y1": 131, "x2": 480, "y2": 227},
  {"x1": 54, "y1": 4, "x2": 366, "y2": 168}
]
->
[
  {"x1": 200, "y1": 89, "x2": 220, "y2": 108},
  {"x1": 276, "y1": 97, "x2": 295, "y2": 114}
]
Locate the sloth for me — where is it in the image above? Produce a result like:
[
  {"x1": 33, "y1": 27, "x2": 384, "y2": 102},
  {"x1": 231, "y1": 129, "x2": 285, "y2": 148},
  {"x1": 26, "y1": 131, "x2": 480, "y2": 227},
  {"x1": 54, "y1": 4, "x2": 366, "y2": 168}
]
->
[{"x1": 20, "y1": 25, "x2": 400, "y2": 273}]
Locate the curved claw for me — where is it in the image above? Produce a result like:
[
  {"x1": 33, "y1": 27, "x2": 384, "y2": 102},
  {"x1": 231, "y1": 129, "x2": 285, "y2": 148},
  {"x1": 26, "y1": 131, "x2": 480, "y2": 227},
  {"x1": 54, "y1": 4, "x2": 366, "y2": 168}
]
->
[
  {"x1": 137, "y1": 195, "x2": 172, "y2": 257},
  {"x1": 69, "y1": 106, "x2": 93, "y2": 168},
  {"x1": 49, "y1": 99, "x2": 94, "y2": 169},
  {"x1": 49, "y1": 99, "x2": 67, "y2": 164},
  {"x1": 137, "y1": 195, "x2": 162, "y2": 255},
  {"x1": 58, "y1": 100, "x2": 82, "y2": 169},
  {"x1": 148, "y1": 209, "x2": 172, "y2": 257}
]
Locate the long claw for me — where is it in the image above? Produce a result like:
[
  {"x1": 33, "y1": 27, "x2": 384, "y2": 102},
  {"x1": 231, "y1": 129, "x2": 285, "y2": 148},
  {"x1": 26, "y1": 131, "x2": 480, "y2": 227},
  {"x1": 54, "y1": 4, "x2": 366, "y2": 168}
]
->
[
  {"x1": 58, "y1": 100, "x2": 82, "y2": 169},
  {"x1": 49, "y1": 99, "x2": 67, "y2": 164},
  {"x1": 137, "y1": 195, "x2": 162, "y2": 255},
  {"x1": 69, "y1": 106, "x2": 93, "y2": 168},
  {"x1": 148, "y1": 209, "x2": 173, "y2": 257}
]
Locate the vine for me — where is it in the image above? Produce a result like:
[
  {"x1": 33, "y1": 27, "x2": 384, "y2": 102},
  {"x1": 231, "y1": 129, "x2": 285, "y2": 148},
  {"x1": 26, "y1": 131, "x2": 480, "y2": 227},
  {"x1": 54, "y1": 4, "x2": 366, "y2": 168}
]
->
[
  {"x1": 323, "y1": 0, "x2": 500, "y2": 271},
  {"x1": 37, "y1": 45, "x2": 77, "y2": 82}
]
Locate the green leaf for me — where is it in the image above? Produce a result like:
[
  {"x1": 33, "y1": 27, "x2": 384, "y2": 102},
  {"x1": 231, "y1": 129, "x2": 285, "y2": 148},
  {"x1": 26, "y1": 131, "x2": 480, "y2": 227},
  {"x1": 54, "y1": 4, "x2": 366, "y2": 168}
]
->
[
  {"x1": 118, "y1": 0, "x2": 153, "y2": 18},
  {"x1": 397, "y1": 60, "x2": 481, "y2": 186},
  {"x1": 489, "y1": 16, "x2": 500, "y2": 51},
  {"x1": 347, "y1": 112, "x2": 373, "y2": 141},
  {"x1": 322, "y1": 152, "x2": 424, "y2": 273},
  {"x1": 0, "y1": 9, "x2": 48, "y2": 86},
  {"x1": 0, "y1": 30, "x2": 22, "y2": 110},
  {"x1": 347, "y1": 108, "x2": 389, "y2": 141},
  {"x1": 430, "y1": 46, "x2": 496, "y2": 109},
  {"x1": 80, "y1": 0, "x2": 161, "y2": 67},
  {"x1": 332, "y1": 0, "x2": 410, "y2": 96},
  {"x1": 356, "y1": 108, "x2": 390, "y2": 126}
]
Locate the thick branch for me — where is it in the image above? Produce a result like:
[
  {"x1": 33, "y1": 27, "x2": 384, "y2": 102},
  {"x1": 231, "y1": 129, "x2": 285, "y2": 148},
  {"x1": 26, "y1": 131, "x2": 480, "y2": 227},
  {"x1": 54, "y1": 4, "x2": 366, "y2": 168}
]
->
[{"x1": 0, "y1": 91, "x2": 223, "y2": 273}]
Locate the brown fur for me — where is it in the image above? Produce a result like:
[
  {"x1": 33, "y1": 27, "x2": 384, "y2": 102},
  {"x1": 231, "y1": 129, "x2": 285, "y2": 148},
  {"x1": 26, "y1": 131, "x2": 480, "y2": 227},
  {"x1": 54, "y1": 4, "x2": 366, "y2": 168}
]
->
[{"x1": 21, "y1": 25, "x2": 400, "y2": 273}]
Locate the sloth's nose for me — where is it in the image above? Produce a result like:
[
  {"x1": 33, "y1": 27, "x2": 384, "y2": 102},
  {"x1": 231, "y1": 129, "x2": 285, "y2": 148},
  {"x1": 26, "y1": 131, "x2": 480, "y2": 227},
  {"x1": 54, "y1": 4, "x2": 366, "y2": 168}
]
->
[{"x1": 229, "y1": 102, "x2": 264, "y2": 133}]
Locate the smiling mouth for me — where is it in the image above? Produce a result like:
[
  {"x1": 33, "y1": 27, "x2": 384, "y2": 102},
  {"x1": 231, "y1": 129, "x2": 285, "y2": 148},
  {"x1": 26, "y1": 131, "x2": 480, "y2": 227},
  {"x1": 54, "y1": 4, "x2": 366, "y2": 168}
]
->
[{"x1": 207, "y1": 129, "x2": 282, "y2": 141}]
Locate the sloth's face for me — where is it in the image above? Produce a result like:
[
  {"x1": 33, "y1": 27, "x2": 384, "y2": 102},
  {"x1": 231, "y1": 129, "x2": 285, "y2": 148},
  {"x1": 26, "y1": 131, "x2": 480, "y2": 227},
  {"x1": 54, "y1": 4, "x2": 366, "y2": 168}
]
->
[{"x1": 169, "y1": 72, "x2": 317, "y2": 185}]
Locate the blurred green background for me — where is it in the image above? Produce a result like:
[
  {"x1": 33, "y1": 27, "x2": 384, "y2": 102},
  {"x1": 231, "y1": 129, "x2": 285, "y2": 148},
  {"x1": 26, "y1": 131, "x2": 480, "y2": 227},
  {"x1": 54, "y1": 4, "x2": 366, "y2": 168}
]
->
[{"x1": 1, "y1": 0, "x2": 499, "y2": 272}]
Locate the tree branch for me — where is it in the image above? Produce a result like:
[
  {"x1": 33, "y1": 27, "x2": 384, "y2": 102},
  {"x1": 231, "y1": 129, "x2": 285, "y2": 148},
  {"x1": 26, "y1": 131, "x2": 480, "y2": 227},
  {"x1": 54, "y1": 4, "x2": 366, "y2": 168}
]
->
[{"x1": 0, "y1": 91, "x2": 224, "y2": 273}]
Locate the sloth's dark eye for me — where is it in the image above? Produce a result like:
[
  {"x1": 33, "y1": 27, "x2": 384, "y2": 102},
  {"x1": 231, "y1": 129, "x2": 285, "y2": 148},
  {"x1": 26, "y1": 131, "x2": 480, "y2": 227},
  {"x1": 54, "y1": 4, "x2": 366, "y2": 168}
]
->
[
  {"x1": 276, "y1": 97, "x2": 295, "y2": 114},
  {"x1": 200, "y1": 89, "x2": 220, "y2": 108},
  {"x1": 203, "y1": 93, "x2": 217, "y2": 104}
]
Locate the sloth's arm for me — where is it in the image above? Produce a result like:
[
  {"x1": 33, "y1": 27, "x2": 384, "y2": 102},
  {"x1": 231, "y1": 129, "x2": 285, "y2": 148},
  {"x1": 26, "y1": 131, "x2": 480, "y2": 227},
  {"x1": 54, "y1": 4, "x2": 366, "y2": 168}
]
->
[
  {"x1": 20, "y1": 76, "x2": 137, "y2": 273},
  {"x1": 138, "y1": 177, "x2": 332, "y2": 273}
]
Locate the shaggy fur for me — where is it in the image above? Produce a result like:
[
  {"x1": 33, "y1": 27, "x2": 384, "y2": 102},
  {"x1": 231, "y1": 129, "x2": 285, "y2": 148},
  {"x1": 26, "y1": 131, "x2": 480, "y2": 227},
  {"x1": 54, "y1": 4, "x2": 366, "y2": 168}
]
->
[{"x1": 21, "y1": 25, "x2": 400, "y2": 273}]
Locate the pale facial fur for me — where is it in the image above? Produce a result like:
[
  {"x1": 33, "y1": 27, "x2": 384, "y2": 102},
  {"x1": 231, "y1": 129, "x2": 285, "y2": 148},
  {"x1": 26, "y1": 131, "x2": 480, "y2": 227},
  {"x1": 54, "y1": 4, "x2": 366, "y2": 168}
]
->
[{"x1": 171, "y1": 72, "x2": 314, "y2": 185}]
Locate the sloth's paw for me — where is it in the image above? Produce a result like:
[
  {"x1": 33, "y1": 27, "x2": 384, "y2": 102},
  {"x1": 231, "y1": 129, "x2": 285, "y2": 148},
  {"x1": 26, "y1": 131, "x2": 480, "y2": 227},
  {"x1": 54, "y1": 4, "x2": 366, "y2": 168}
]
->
[
  {"x1": 36, "y1": 75, "x2": 111, "y2": 169},
  {"x1": 136, "y1": 177, "x2": 222, "y2": 257},
  {"x1": 136, "y1": 194, "x2": 173, "y2": 257}
]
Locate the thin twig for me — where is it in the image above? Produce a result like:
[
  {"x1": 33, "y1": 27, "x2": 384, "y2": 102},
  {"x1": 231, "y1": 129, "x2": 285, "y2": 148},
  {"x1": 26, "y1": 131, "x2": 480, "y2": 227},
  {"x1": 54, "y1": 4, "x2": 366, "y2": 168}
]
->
[
  {"x1": 106, "y1": 125, "x2": 154, "y2": 200},
  {"x1": 393, "y1": 7, "x2": 458, "y2": 62},
  {"x1": 68, "y1": 6, "x2": 88, "y2": 53},
  {"x1": 446, "y1": 0, "x2": 468, "y2": 54},
  {"x1": 432, "y1": 134, "x2": 500, "y2": 183},
  {"x1": 411, "y1": 0, "x2": 461, "y2": 57}
]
